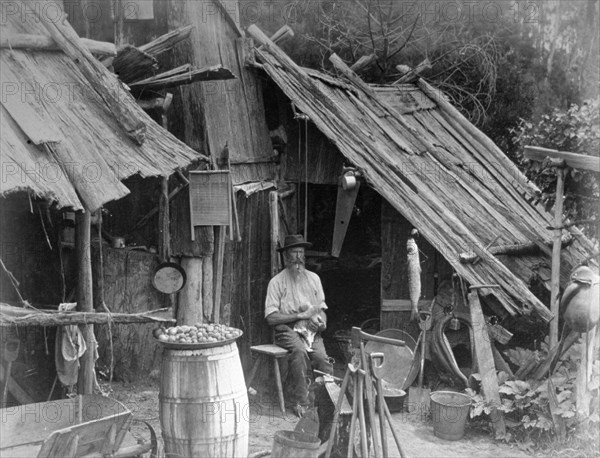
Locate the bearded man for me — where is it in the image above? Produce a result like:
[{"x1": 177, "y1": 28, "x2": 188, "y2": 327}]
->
[{"x1": 264, "y1": 234, "x2": 333, "y2": 417}]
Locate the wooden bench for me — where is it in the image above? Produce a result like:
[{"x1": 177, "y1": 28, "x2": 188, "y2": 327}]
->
[{"x1": 246, "y1": 344, "x2": 289, "y2": 414}]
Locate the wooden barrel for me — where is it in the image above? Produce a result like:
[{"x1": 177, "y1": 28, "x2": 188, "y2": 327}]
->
[{"x1": 159, "y1": 343, "x2": 249, "y2": 458}]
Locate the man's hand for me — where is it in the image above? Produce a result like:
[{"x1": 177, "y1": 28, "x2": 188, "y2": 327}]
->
[
  {"x1": 297, "y1": 304, "x2": 321, "y2": 320},
  {"x1": 308, "y1": 314, "x2": 325, "y2": 333}
]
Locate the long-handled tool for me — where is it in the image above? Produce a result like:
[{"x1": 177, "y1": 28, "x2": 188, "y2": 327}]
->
[
  {"x1": 368, "y1": 352, "x2": 408, "y2": 458},
  {"x1": 408, "y1": 311, "x2": 432, "y2": 415},
  {"x1": 351, "y1": 326, "x2": 406, "y2": 348},
  {"x1": 369, "y1": 353, "x2": 388, "y2": 458},
  {"x1": 346, "y1": 365, "x2": 359, "y2": 458},
  {"x1": 380, "y1": 387, "x2": 408, "y2": 458},
  {"x1": 356, "y1": 369, "x2": 368, "y2": 458},
  {"x1": 346, "y1": 327, "x2": 406, "y2": 457},
  {"x1": 359, "y1": 341, "x2": 381, "y2": 458}
]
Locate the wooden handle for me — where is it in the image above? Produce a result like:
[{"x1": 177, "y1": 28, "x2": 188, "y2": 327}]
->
[{"x1": 351, "y1": 326, "x2": 405, "y2": 348}]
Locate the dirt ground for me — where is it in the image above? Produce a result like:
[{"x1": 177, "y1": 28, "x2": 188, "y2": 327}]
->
[{"x1": 108, "y1": 379, "x2": 530, "y2": 458}]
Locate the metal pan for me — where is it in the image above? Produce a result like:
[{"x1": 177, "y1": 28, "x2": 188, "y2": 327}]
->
[
  {"x1": 152, "y1": 262, "x2": 186, "y2": 294},
  {"x1": 154, "y1": 333, "x2": 242, "y2": 350},
  {"x1": 364, "y1": 329, "x2": 417, "y2": 395}
]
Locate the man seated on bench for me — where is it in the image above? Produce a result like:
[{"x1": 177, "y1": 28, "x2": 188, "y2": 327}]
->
[{"x1": 265, "y1": 234, "x2": 333, "y2": 417}]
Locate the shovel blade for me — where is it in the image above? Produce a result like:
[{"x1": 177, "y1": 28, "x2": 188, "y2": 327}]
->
[{"x1": 407, "y1": 387, "x2": 431, "y2": 417}]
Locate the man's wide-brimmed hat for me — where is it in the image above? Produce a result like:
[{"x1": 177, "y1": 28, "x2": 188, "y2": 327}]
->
[{"x1": 277, "y1": 234, "x2": 312, "y2": 252}]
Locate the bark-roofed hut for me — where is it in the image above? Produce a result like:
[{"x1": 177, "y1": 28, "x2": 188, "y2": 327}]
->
[
  {"x1": 248, "y1": 27, "x2": 596, "y2": 323},
  {"x1": 0, "y1": 2, "x2": 202, "y2": 211}
]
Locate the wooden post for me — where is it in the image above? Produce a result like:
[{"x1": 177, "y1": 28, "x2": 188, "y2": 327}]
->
[
  {"x1": 92, "y1": 209, "x2": 104, "y2": 311},
  {"x1": 549, "y1": 164, "x2": 566, "y2": 348},
  {"x1": 158, "y1": 178, "x2": 170, "y2": 262},
  {"x1": 202, "y1": 256, "x2": 213, "y2": 322},
  {"x1": 76, "y1": 210, "x2": 94, "y2": 395},
  {"x1": 468, "y1": 290, "x2": 506, "y2": 437},
  {"x1": 269, "y1": 191, "x2": 280, "y2": 277},
  {"x1": 178, "y1": 257, "x2": 203, "y2": 325},
  {"x1": 576, "y1": 327, "x2": 597, "y2": 418},
  {"x1": 521, "y1": 147, "x2": 600, "y2": 347},
  {"x1": 213, "y1": 226, "x2": 226, "y2": 323}
]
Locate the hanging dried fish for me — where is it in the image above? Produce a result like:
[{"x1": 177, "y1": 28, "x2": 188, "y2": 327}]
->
[{"x1": 407, "y1": 228, "x2": 421, "y2": 322}]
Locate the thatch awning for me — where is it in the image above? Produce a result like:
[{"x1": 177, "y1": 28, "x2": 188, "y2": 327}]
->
[
  {"x1": 248, "y1": 26, "x2": 596, "y2": 323},
  {"x1": 0, "y1": 1, "x2": 204, "y2": 211}
]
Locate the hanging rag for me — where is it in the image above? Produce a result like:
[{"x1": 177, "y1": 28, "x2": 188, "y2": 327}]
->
[{"x1": 55, "y1": 303, "x2": 87, "y2": 386}]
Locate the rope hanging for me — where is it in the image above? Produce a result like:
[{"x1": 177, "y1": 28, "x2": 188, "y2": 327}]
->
[
  {"x1": 292, "y1": 103, "x2": 310, "y2": 239},
  {"x1": 304, "y1": 116, "x2": 308, "y2": 240}
]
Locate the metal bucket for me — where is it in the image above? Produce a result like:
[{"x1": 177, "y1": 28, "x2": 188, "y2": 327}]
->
[
  {"x1": 271, "y1": 430, "x2": 320, "y2": 458},
  {"x1": 430, "y1": 391, "x2": 471, "y2": 440}
]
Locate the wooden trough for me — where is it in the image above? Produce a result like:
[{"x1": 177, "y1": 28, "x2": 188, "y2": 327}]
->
[{"x1": 0, "y1": 394, "x2": 155, "y2": 458}]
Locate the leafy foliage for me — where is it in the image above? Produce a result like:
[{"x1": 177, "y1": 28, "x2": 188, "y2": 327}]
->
[
  {"x1": 467, "y1": 340, "x2": 600, "y2": 451},
  {"x1": 512, "y1": 99, "x2": 600, "y2": 240}
]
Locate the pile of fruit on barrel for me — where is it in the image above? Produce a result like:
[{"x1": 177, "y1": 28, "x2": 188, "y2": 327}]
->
[{"x1": 154, "y1": 323, "x2": 243, "y2": 344}]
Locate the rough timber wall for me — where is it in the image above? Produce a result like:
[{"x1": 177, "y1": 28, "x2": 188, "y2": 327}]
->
[
  {"x1": 221, "y1": 191, "x2": 273, "y2": 369},
  {"x1": 166, "y1": 1, "x2": 276, "y2": 371},
  {"x1": 167, "y1": 0, "x2": 275, "y2": 184}
]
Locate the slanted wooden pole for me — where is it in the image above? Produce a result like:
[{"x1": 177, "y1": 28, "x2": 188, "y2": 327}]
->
[
  {"x1": 76, "y1": 210, "x2": 94, "y2": 395},
  {"x1": 33, "y1": 0, "x2": 146, "y2": 145},
  {"x1": 549, "y1": 163, "x2": 566, "y2": 348},
  {"x1": 139, "y1": 25, "x2": 194, "y2": 56},
  {"x1": 394, "y1": 58, "x2": 432, "y2": 84},
  {"x1": 269, "y1": 25, "x2": 294, "y2": 45},
  {"x1": 256, "y1": 25, "x2": 294, "y2": 52},
  {"x1": 468, "y1": 289, "x2": 506, "y2": 437},
  {"x1": 350, "y1": 54, "x2": 376, "y2": 72},
  {"x1": 0, "y1": 34, "x2": 116, "y2": 55}
]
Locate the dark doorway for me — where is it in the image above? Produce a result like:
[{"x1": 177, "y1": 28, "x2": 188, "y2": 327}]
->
[{"x1": 302, "y1": 184, "x2": 382, "y2": 361}]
